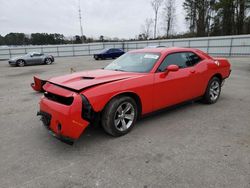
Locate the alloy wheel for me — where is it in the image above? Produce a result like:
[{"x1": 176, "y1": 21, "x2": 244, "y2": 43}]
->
[
  {"x1": 209, "y1": 80, "x2": 220, "y2": 101},
  {"x1": 114, "y1": 102, "x2": 135, "y2": 131}
]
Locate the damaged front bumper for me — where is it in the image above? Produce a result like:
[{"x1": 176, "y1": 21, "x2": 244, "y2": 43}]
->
[
  {"x1": 37, "y1": 83, "x2": 91, "y2": 144},
  {"x1": 37, "y1": 111, "x2": 75, "y2": 145}
]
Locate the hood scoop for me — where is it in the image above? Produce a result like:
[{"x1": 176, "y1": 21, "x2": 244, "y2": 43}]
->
[{"x1": 82, "y1": 76, "x2": 95, "y2": 80}]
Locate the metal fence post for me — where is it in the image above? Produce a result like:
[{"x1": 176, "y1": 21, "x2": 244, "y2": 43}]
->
[
  {"x1": 72, "y1": 45, "x2": 75, "y2": 56},
  {"x1": 229, "y1": 37, "x2": 233, "y2": 57},
  {"x1": 122, "y1": 42, "x2": 125, "y2": 51},
  {"x1": 207, "y1": 38, "x2": 210, "y2": 54},
  {"x1": 88, "y1": 44, "x2": 90, "y2": 55},
  {"x1": 56, "y1": 46, "x2": 59, "y2": 57},
  {"x1": 9, "y1": 48, "x2": 11, "y2": 59}
]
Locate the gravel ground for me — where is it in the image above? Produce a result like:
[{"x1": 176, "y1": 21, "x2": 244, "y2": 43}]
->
[{"x1": 0, "y1": 56, "x2": 250, "y2": 188}]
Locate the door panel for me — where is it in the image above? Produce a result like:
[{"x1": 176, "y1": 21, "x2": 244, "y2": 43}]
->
[
  {"x1": 153, "y1": 68, "x2": 195, "y2": 111},
  {"x1": 153, "y1": 52, "x2": 207, "y2": 111}
]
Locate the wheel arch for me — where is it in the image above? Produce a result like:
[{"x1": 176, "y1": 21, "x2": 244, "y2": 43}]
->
[
  {"x1": 102, "y1": 92, "x2": 142, "y2": 119},
  {"x1": 211, "y1": 73, "x2": 223, "y2": 83}
]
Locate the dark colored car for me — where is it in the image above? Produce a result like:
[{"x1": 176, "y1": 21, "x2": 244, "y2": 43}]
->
[
  {"x1": 8, "y1": 52, "x2": 54, "y2": 67},
  {"x1": 94, "y1": 48, "x2": 125, "y2": 60},
  {"x1": 144, "y1": 45, "x2": 167, "y2": 48}
]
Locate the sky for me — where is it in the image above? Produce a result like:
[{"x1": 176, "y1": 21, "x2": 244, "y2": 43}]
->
[{"x1": 0, "y1": 0, "x2": 186, "y2": 39}]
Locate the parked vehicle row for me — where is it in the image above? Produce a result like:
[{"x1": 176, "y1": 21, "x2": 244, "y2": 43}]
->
[
  {"x1": 7, "y1": 47, "x2": 166, "y2": 67},
  {"x1": 8, "y1": 48, "x2": 125, "y2": 67}
]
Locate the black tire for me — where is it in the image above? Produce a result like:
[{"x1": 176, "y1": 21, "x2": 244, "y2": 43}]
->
[
  {"x1": 45, "y1": 58, "x2": 52, "y2": 65},
  {"x1": 101, "y1": 96, "x2": 138, "y2": 137},
  {"x1": 202, "y1": 77, "x2": 221, "y2": 104},
  {"x1": 17, "y1": 59, "x2": 25, "y2": 67},
  {"x1": 94, "y1": 55, "x2": 99, "y2": 60}
]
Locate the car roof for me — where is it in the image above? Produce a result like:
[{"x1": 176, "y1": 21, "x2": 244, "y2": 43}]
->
[{"x1": 129, "y1": 47, "x2": 197, "y2": 54}]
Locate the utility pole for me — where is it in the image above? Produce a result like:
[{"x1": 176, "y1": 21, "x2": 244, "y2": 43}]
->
[{"x1": 78, "y1": 0, "x2": 84, "y2": 43}]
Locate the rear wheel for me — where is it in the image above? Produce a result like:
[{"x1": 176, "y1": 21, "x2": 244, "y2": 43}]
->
[
  {"x1": 202, "y1": 77, "x2": 221, "y2": 104},
  {"x1": 17, "y1": 60, "x2": 25, "y2": 67},
  {"x1": 101, "y1": 96, "x2": 138, "y2": 137}
]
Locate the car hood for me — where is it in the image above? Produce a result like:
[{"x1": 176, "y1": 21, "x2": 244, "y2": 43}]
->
[{"x1": 48, "y1": 69, "x2": 144, "y2": 92}]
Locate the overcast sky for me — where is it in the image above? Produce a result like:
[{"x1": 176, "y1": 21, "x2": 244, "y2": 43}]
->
[{"x1": 0, "y1": 0, "x2": 186, "y2": 39}]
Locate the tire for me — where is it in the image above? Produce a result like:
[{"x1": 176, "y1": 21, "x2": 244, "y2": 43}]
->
[
  {"x1": 45, "y1": 58, "x2": 52, "y2": 65},
  {"x1": 202, "y1": 77, "x2": 221, "y2": 104},
  {"x1": 101, "y1": 96, "x2": 138, "y2": 137},
  {"x1": 94, "y1": 55, "x2": 99, "y2": 60},
  {"x1": 17, "y1": 60, "x2": 25, "y2": 67}
]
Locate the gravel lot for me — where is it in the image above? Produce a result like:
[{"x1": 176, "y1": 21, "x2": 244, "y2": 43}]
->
[{"x1": 0, "y1": 56, "x2": 250, "y2": 188}]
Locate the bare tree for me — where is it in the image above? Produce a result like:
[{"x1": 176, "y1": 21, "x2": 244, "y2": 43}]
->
[
  {"x1": 151, "y1": 0, "x2": 164, "y2": 38},
  {"x1": 141, "y1": 18, "x2": 153, "y2": 39},
  {"x1": 162, "y1": 0, "x2": 176, "y2": 37}
]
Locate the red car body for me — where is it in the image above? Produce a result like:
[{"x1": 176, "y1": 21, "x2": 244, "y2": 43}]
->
[{"x1": 32, "y1": 48, "x2": 231, "y2": 144}]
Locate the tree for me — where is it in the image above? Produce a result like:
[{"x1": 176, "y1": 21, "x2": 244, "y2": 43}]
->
[
  {"x1": 162, "y1": 0, "x2": 176, "y2": 37},
  {"x1": 141, "y1": 18, "x2": 153, "y2": 39},
  {"x1": 0, "y1": 35, "x2": 4, "y2": 45},
  {"x1": 4, "y1": 33, "x2": 27, "y2": 45},
  {"x1": 183, "y1": 0, "x2": 197, "y2": 33},
  {"x1": 184, "y1": 0, "x2": 216, "y2": 37},
  {"x1": 74, "y1": 35, "x2": 82, "y2": 44},
  {"x1": 99, "y1": 35, "x2": 104, "y2": 42},
  {"x1": 151, "y1": 0, "x2": 163, "y2": 38}
]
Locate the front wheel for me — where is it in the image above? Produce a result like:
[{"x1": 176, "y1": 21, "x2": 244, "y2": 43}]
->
[
  {"x1": 101, "y1": 96, "x2": 138, "y2": 137},
  {"x1": 17, "y1": 60, "x2": 25, "y2": 67},
  {"x1": 202, "y1": 77, "x2": 221, "y2": 104}
]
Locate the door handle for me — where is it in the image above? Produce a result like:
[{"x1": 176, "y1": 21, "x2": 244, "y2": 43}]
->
[{"x1": 190, "y1": 70, "x2": 196, "y2": 73}]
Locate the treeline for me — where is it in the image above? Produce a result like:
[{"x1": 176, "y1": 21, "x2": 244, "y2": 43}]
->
[
  {"x1": 139, "y1": 0, "x2": 250, "y2": 40},
  {"x1": 184, "y1": 0, "x2": 250, "y2": 37},
  {"x1": 0, "y1": 33, "x2": 99, "y2": 46}
]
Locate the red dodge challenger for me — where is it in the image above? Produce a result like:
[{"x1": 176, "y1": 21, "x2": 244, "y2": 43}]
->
[{"x1": 32, "y1": 47, "x2": 231, "y2": 144}]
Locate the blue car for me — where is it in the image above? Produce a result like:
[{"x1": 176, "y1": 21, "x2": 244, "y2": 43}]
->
[{"x1": 94, "y1": 48, "x2": 125, "y2": 60}]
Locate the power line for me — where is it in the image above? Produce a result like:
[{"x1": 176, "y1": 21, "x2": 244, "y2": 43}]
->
[{"x1": 78, "y1": 0, "x2": 84, "y2": 43}]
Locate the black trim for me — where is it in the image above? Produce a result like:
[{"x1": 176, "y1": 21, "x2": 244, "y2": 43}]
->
[
  {"x1": 80, "y1": 94, "x2": 95, "y2": 121},
  {"x1": 44, "y1": 92, "x2": 74, "y2": 106},
  {"x1": 37, "y1": 111, "x2": 51, "y2": 129},
  {"x1": 155, "y1": 51, "x2": 203, "y2": 73}
]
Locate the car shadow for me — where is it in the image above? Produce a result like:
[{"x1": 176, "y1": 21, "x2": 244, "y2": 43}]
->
[{"x1": 75, "y1": 100, "x2": 200, "y2": 147}]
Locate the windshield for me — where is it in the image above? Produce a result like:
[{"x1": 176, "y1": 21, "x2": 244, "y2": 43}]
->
[
  {"x1": 104, "y1": 52, "x2": 160, "y2": 73},
  {"x1": 100, "y1": 49, "x2": 108, "y2": 53}
]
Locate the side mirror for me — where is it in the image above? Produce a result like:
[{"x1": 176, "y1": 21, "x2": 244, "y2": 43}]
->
[{"x1": 166, "y1": 64, "x2": 179, "y2": 72}]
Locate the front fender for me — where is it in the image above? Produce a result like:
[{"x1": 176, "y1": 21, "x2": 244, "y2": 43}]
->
[{"x1": 82, "y1": 74, "x2": 154, "y2": 115}]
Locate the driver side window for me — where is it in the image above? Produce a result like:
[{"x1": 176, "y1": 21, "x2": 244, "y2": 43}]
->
[{"x1": 158, "y1": 52, "x2": 189, "y2": 72}]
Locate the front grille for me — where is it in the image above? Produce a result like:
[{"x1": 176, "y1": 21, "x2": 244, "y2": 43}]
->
[{"x1": 44, "y1": 92, "x2": 74, "y2": 106}]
